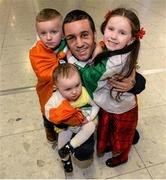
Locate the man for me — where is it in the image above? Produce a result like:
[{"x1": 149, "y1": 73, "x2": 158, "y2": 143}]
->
[{"x1": 61, "y1": 9, "x2": 145, "y2": 161}]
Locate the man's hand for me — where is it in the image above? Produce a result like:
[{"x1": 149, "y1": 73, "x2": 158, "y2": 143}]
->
[{"x1": 108, "y1": 70, "x2": 136, "y2": 92}]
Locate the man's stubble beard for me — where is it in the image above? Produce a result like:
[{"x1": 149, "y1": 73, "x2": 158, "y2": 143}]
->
[{"x1": 68, "y1": 41, "x2": 96, "y2": 62}]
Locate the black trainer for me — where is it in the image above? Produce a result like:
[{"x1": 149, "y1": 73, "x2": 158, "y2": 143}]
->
[
  {"x1": 132, "y1": 129, "x2": 140, "y2": 145},
  {"x1": 106, "y1": 156, "x2": 128, "y2": 167}
]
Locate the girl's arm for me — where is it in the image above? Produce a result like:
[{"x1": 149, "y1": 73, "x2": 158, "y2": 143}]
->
[{"x1": 88, "y1": 42, "x2": 103, "y2": 65}]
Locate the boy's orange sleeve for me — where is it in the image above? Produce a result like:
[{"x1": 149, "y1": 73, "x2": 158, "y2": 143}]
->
[{"x1": 29, "y1": 40, "x2": 65, "y2": 81}]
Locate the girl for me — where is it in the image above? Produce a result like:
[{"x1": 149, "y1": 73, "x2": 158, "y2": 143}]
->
[{"x1": 80, "y1": 8, "x2": 145, "y2": 167}]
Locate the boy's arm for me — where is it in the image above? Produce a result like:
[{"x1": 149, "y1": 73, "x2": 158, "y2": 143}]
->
[
  {"x1": 29, "y1": 41, "x2": 66, "y2": 81},
  {"x1": 29, "y1": 50, "x2": 58, "y2": 81}
]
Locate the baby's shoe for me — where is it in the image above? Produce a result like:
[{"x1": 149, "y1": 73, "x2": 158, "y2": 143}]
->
[
  {"x1": 58, "y1": 142, "x2": 74, "y2": 159},
  {"x1": 61, "y1": 155, "x2": 73, "y2": 173}
]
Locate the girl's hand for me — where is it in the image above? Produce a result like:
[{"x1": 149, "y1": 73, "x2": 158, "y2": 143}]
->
[{"x1": 88, "y1": 43, "x2": 103, "y2": 64}]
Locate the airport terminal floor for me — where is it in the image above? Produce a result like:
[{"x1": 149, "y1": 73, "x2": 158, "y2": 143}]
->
[{"x1": 0, "y1": 0, "x2": 166, "y2": 179}]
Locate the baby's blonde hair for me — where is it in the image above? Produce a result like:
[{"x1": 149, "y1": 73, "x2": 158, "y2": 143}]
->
[{"x1": 53, "y1": 63, "x2": 80, "y2": 84}]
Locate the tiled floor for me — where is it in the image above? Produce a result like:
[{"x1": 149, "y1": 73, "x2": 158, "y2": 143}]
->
[{"x1": 0, "y1": 0, "x2": 166, "y2": 179}]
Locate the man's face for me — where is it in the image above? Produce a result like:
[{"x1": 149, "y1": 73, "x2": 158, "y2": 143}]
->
[{"x1": 64, "y1": 19, "x2": 96, "y2": 61}]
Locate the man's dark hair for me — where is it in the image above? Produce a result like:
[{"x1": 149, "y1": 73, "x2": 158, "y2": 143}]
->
[{"x1": 62, "y1": 9, "x2": 96, "y2": 34}]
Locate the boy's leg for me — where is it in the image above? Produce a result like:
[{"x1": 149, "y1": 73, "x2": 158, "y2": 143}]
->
[{"x1": 43, "y1": 115, "x2": 57, "y2": 143}]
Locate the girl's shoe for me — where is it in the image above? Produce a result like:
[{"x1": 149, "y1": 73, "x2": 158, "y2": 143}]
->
[
  {"x1": 61, "y1": 156, "x2": 73, "y2": 173},
  {"x1": 105, "y1": 155, "x2": 128, "y2": 167},
  {"x1": 132, "y1": 129, "x2": 140, "y2": 145}
]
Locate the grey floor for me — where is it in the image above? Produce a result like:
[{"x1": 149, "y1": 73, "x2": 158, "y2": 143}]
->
[{"x1": 0, "y1": 0, "x2": 166, "y2": 179}]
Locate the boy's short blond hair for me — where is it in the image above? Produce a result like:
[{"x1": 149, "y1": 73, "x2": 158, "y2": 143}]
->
[{"x1": 36, "y1": 8, "x2": 62, "y2": 22}]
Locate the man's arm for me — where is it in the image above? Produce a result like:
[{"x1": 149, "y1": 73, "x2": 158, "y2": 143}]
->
[
  {"x1": 108, "y1": 70, "x2": 146, "y2": 94},
  {"x1": 129, "y1": 72, "x2": 146, "y2": 94}
]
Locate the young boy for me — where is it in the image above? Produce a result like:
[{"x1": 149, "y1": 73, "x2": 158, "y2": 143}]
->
[
  {"x1": 29, "y1": 8, "x2": 67, "y2": 143},
  {"x1": 45, "y1": 63, "x2": 99, "y2": 172}
]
